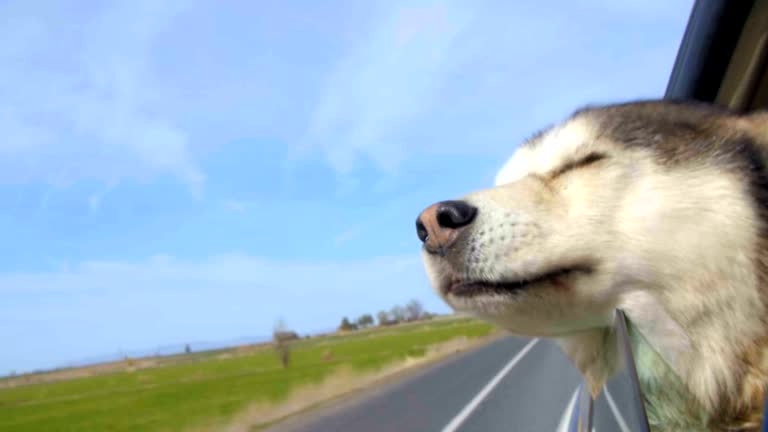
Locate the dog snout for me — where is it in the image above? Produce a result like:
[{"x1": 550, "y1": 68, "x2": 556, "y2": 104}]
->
[{"x1": 416, "y1": 200, "x2": 478, "y2": 255}]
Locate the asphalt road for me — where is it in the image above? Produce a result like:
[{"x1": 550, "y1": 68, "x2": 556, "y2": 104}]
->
[{"x1": 269, "y1": 335, "x2": 640, "y2": 432}]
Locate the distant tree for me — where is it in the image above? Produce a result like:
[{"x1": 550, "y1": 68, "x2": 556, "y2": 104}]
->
[
  {"x1": 356, "y1": 314, "x2": 374, "y2": 328},
  {"x1": 184, "y1": 344, "x2": 192, "y2": 354},
  {"x1": 405, "y1": 299, "x2": 425, "y2": 321},
  {"x1": 273, "y1": 319, "x2": 293, "y2": 368},
  {"x1": 338, "y1": 317, "x2": 358, "y2": 332},
  {"x1": 376, "y1": 310, "x2": 390, "y2": 326},
  {"x1": 390, "y1": 305, "x2": 406, "y2": 323},
  {"x1": 273, "y1": 318, "x2": 299, "y2": 342}
]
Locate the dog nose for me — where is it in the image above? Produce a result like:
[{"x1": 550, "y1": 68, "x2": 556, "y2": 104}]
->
[{"x1": 416, "y1": 200, "x2": 477, "y2": 255}]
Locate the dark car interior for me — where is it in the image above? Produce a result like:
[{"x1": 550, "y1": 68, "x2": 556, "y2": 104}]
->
[{"x1": 667, "y1": 0, "x2": 768, "y2": 111}]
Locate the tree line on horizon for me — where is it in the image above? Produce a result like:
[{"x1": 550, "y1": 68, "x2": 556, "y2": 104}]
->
[
  {"x1": 337, "y1": 299, "x2": 434, "y2": 332},
  {"x1": 270, "y1": 299, "x2": 435, "y2": 368}
]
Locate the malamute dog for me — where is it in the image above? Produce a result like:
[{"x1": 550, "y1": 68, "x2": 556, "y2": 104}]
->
[{"x1": 417, "y1": 101, "x2": 768, "y2": 431}]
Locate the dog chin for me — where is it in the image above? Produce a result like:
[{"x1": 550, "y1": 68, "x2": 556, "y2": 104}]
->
[{"x1": 442, "y1": 284, "x2": 613, "y2": 338}]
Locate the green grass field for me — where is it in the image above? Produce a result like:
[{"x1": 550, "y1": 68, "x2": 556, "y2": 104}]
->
[{"x1": 0, "y1": 316, "x2": 495, "y2": 432}]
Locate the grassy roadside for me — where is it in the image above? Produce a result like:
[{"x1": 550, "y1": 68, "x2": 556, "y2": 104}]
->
[
  {"x1": 238, "y1": 328, "x2": 504, "y2": 432},
  {"x1": 0, "y1": 316, "x2": 495, "y2": 432}
]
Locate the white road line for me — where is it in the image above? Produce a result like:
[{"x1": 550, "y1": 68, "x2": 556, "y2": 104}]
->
[
  {"x1": 440, "y1": 338, "x2": 539, "y2": 432},
  {"x1": 604, "y1": 387, "x2": 631, "y2": 432},
  {"x1": 556, "y1": 386, "x2": 581, "y2": 432}
]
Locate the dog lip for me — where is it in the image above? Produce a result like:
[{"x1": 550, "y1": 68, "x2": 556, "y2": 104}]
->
[{"x1": 445, "y1": 264, "x2": 594, "y2": 297}]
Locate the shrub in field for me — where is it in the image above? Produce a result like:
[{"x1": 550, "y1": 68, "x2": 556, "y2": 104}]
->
[{"x1": 273, "y1": 319, "x2": 296, "y2": 368}]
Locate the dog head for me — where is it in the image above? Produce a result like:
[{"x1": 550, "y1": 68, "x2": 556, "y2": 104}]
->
[{"x1": 417, "y1": 100, "x2": 767, "y2": 339}]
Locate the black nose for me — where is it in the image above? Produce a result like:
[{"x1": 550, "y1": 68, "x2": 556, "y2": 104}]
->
[
  {"x1": 435, "y1": 200, "x2": 477, "y2": 229},
  {"x1": 416, "y1": 200, "x2": 478, "y2": 252}
]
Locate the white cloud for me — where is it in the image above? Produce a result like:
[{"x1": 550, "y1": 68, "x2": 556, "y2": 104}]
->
[
  {"x1": 0, "y1": 254, "x2": 431, "y2": 300},
  {"x1": 223, "y1": 200, "x2": 248, "y2": 213},
  {"x1": 333, "y1": 225, "x2": 363, "y2": 247},
  {"x1": 0, "y1": 253, "x2": 448, "y2": 372},
  {"x1": 87, "y1": 194, "x2": 103, "y2": 213},
  {"x1": 86, "y1": 181, "x2": 118, "y2": 213},
  {"x1": 0, "y1": 0, "x2": 203, "y2": 191},
  {"x1": 0, "y1": 0, "x2": 692, "y2": 189},
  {"x1": 305, "y1": 1, "x2": 692, "y2": 174},
  {"x1": 307, "y1": 1, "x2": 473, "y2": 173}
]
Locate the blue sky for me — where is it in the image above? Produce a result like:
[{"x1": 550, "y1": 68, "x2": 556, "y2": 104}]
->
[{"x1": 0, "y1": 0, "x2": 693, "y2": 373}]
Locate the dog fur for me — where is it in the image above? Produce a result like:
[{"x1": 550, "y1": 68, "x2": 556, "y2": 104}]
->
[{"x1": 419, "y1": 100, "x2": 768, "y2": 431}]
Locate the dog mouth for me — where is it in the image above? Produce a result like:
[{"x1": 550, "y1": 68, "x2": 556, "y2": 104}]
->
[{"x1": 445, "y1": 264, "x2": 594, "y2": 297}]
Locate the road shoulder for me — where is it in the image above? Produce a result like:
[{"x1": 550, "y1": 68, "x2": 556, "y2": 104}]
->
[{"x1": 256, "y1": 331, "x2": 507, "y2": 432}]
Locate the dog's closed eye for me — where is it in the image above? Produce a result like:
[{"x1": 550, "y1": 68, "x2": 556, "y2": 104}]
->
[{"x1": 550, "y1": 152, "x2": 608, "y2": 178}]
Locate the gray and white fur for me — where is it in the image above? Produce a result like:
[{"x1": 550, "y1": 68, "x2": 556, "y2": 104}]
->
[{"x1": 417, "y1": 100, "x2": 768, "y2": 431}]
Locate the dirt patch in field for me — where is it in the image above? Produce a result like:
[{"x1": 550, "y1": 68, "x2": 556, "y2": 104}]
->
[
  {"x1": 0, "y1": 357, "x2": 161, "y2": 389},
  {"x1": 0, "y1": 343, "x2": 277, "y2": 390},
  {"x1": 198, "y1": 331, "x2": 502, "y2": 432}
]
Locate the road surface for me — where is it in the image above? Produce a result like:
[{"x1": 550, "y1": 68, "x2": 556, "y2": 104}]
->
[{"x1": 268, "y1": 335, "x2": 638, "y2": 432}]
